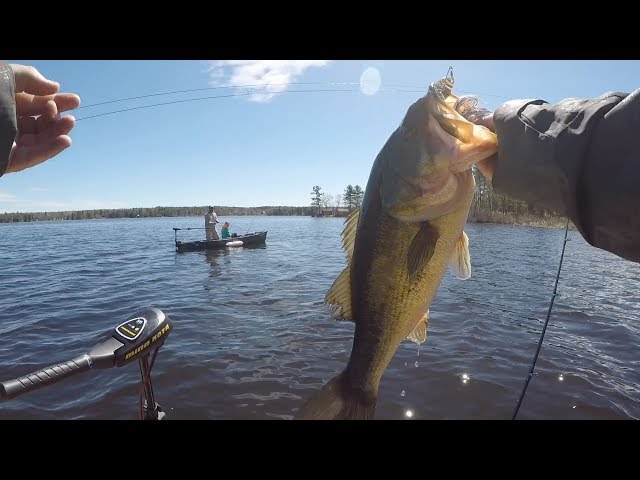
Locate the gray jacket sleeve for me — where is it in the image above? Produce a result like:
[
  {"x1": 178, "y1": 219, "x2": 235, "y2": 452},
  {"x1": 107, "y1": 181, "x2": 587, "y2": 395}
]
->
[
  {"x1": 0, "y1": 62, "x2": 17, "y2": 177},
  {"x1": 492, "y1": 90, "x2": 640, "y2": 263}
]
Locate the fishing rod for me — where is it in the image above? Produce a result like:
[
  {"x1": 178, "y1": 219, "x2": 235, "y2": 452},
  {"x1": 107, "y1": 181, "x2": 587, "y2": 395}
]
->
[
  {"x1": 245, "y1": 215, "x2": 257, "y2": 235},
  {"x1": 511, "y1": 219, "x2": 571, "y2": 419},
  {"x1": 0, "y1": 307, "x2": 173, "y2": 420}
]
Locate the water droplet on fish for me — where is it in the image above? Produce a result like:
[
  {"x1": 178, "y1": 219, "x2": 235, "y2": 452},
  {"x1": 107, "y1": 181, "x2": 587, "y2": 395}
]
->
[
  {"x1": 405, "y1": 409, "x2": 413, "y2": 418},
  {"x1": 572, "y1": 405, "x2": 576, "y2": 409},
  {"x1": 558, "y1": 375, "x2": 564, "y2": 381},
  {"x1": 401, "y1": 390, "x2": 406, "y2": 397},
  {"x1": 462, "y1": 373, "x2": 469, "y2": 380},
  {"x1": 404, "y1": 362, "x2": 407, "y2": 366},
  {"x1": 414, "y1": 361, "x2": 419, "y2": 367}
]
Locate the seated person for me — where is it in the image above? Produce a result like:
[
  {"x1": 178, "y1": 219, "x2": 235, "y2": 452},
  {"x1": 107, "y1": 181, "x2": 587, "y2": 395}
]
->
[{"x1": 221, "y1": 222, "x2": 231, "y2": 239}]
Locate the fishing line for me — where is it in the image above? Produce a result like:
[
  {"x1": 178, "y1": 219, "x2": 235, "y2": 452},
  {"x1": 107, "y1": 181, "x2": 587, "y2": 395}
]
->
[
  {"x1": 511, "y1": 218, "x2": 570, "y2": 420},
  {"x1": 76, "y1": 82, "x2": 364, "y2": 109},
  {"x1": 73, "y1": 79, "x2": 511, "y2": 122},
  {"x1": 245, "y1": 215, "x2": 258, "y2": 235},
  {"x1": 75, "y1": 82, "x2": 458, "y2": 110},
  {"x1": 74, "y1": 88, "x2": 426, "y2": 121},
  {"x1": 76, "y1": 81, "x2": 511, "y2": 111}
]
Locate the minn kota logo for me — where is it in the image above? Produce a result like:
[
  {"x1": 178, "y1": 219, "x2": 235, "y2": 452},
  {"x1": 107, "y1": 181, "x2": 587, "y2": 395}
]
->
[{"x1": 115, "y1": 317, "x2": 147, "y2": 341}]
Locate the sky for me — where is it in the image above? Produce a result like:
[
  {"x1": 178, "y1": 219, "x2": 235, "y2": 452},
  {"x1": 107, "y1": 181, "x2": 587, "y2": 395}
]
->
[{"x1": 1, "y1": 59, "x2": 639, "y2": 213}]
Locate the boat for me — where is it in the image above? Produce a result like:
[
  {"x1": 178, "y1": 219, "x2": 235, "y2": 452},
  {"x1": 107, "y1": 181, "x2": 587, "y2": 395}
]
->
[{"x1": 174, "y1": 229, "x2": 268, "y2": 252}]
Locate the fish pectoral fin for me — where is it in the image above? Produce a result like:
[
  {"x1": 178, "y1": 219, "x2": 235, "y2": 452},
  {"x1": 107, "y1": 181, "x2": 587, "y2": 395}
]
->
[
  {"x1": 449, "y1": 230, "x2": 471, "y2": 279},
  {"x1": 407, "y1": 221, "x2": 439, "y2": 277},
  {"x1": 342, "y1": 208, "x2": 360, "y2": 262},
  {"x1": 407, "y1": 310, "x2": 430, "y2": 345},
  {"x1": 324, "y1": 264, "x2": 353, "y2": 321}
]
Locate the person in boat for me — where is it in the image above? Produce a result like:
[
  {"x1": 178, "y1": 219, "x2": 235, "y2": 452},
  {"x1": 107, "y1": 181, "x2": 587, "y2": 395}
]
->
[
  {"x1": 204, "y1": 206, "x2": 219, "y2": 241},
  {"x1": 0, "y1": 62, "x2": 80, "y2": 178},
  {"x1": 221, "y1": 222, "x2": 231, "y2": 239}
]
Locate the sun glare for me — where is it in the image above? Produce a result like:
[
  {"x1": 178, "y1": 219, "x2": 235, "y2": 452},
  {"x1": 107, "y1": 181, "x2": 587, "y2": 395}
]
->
[{"x1": 360, "y1": 67, "x2": 381, "y2": 95}]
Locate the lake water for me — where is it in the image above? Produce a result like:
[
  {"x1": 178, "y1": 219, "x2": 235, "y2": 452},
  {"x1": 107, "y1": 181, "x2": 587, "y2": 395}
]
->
[{"x1": 0, "y1": 216, "x2": 638, "y2": 420}]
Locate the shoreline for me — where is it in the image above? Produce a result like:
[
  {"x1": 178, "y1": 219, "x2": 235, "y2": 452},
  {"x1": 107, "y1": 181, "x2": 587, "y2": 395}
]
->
[
  {"x1": 0, "y1": 212, "x2": 574, "y2": 230},
  {"x1": 469, "y1": 212, "x2": 575, "y2": 230}
]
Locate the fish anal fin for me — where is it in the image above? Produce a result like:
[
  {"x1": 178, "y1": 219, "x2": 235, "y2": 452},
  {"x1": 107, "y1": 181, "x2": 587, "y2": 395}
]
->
[{"x1": 407, "y1": 310, "x2": 430, "y2": 345}]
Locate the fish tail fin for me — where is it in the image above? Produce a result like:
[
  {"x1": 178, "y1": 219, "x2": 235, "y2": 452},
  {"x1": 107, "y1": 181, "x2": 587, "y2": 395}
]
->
[{"x1": 294, "y1": 371, "x2": 377, "y2": 420}]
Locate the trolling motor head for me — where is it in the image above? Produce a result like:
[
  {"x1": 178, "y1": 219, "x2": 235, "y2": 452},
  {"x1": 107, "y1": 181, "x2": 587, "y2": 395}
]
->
[
  {"x1": 89, "y1": 307, "x2": 173, "y2": 368},
  {"x1": 1, "y1": 307, "x2": 173, "y2": 419}
]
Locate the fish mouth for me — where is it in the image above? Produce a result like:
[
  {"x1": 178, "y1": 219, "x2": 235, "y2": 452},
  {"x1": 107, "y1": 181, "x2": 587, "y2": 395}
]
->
[
  {"x1": 381, "y1": 71, "x2": 498, "y2": 222},
  {"x1": 425, "y1": 82, "x2": 498, "y2": 174}
]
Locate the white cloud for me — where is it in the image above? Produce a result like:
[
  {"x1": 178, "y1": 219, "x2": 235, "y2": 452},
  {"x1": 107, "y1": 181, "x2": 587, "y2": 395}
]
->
[
  {"x1": 206, "y1": 60, "x2": 331, "y2": 102},
  {"x1": 0, "y1": 191, "x2": 17, "y2": 202}
]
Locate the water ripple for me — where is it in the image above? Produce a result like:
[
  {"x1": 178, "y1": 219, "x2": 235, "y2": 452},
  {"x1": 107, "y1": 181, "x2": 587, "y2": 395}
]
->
[{"x1": 0, "y1": 217, "x2": 638, "y2": 419}]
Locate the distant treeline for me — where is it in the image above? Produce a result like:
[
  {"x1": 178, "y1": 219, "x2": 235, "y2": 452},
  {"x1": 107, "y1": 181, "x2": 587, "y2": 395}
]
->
[
  {"x1": 468, "y1": 167, "x2": 571, "y2": 229},
  {"x1": 0, "y1": 169, "x2": 571, "y2": 229},
  {"x1": 0, "y1": 205, "x2": 317, "y2": 223}
]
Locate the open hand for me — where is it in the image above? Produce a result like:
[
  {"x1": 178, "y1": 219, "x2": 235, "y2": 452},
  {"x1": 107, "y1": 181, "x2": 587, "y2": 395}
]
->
[{"x1": 6, "y1": 64, "x2": 81, "y2": 174}]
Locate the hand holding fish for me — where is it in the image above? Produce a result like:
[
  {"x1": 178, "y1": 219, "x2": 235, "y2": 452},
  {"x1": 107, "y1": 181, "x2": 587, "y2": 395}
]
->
[
  {"x1": 2, "y1": 63, "x2": 81, "y2": 175},
  {"x1": 458, "y1": 88, "x2": 640, "y2": 264},
  {"x1": 468, "y1": 111, "x2": 497, "y2": 182}
]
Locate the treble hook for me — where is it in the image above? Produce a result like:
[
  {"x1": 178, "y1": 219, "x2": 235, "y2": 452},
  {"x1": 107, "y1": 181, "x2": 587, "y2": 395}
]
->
[
  {"x1": 446, "y1": 66, "x2": 454, "y2": 84},
  {"x1": 428, "y1": 66, "x2": 455, "y2": 101}
]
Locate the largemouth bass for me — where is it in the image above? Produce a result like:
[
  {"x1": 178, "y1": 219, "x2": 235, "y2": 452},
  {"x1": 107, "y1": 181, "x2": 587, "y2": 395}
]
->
[{"x1": 295, "y1": 72, "x2": 498, "y2": 420}]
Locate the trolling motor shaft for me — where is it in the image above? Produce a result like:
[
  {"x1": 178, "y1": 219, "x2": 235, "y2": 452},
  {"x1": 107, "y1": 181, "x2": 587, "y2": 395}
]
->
[{"x1": 139, "y1": 352, "x2": 165, "y2": 420}]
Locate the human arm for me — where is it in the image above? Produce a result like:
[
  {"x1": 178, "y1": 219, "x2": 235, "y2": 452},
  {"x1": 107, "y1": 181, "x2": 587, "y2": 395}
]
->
[
  {"x1": 0, "y1": 62, "x2": 81, "y2": 177},
  {"x1": 472, "y1": 90, "x2": 640, "y2": 263}
]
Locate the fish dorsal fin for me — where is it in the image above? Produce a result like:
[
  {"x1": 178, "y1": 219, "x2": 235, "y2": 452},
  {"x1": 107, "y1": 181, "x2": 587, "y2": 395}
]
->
[
  {"x1": 407, "y1": 310, "x2": 430, "y2": 344},
  {"x1": 342, "y1": 208, "x2": 360, "y2": 262},
  {"x1": 325, "y1": 209, "x2": 360, "y2": 322},
  {"x1": 324, "y1": 264, "x2": 353, "y2": 321},
  {"x1": 407, "y1": 221, "x2": 439, "y2": 277},
  {"x1": 449, "y1": 230, "x2": 471, "y2": 279}
]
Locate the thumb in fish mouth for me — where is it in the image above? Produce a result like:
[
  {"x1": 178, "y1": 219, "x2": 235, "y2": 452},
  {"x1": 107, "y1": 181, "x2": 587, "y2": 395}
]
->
[
  {"x1": 425, "y1": 94, "x2": 498, "y2": 174},
  {"x1": 454, "y1": 96, "x2": 493, "y2": 123}
]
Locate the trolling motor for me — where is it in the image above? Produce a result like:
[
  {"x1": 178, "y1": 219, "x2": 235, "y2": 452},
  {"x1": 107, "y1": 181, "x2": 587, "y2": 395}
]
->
[{"x1": 0, "y1": 307, "x2": 173, "y2": 420}]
